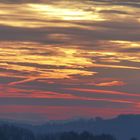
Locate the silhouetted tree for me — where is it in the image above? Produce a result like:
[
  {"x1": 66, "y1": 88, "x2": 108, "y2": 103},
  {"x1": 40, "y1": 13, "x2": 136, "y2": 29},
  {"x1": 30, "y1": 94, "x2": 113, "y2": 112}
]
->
[
  {"x1": 94, "y1": 134, "x2": 116, "y2": 140},
  {"x1": 60, "y1": 131, "x2": 79, "y2": 140},
  {"x1": 0, "y1": 124, "x2": 117, "y2": 140},
  {"x1": 130, "y1": 137, "x2": 138, "y2": 140},
  {"x1": 80, "y1": 131, "x2": 93, "y2": 140}
]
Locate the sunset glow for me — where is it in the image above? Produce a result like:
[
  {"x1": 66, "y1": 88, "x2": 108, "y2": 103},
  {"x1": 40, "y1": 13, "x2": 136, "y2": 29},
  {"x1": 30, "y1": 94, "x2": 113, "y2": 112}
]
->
[{"x1": 0, "y1": 0, "x2": 140, "y2": 123}]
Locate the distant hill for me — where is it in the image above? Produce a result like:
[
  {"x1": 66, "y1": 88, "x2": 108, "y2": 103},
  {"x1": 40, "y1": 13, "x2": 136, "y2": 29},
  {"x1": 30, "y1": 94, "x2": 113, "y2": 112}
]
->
[{"x1": 1, "y1": 114, "x2": 140, "y2": 140}]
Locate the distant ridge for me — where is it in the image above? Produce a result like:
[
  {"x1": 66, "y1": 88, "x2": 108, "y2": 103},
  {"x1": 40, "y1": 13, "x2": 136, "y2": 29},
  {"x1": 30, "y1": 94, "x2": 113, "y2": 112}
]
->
[{"x1": 1, "y1": 114, "x2": 140, "y2": 140}]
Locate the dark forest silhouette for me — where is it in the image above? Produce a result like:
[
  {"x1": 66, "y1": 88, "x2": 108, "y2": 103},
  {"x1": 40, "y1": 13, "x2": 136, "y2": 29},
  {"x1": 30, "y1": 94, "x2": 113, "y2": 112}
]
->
[{"x1": 0, "y1": 124, "x2": 138, "y2": 140}]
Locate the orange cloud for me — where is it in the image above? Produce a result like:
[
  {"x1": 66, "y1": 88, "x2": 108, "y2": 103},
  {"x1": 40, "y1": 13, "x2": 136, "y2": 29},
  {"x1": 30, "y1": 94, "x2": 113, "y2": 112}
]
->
[
  {"x1": 0, "y1": 84, "x2": 134, "y2": 104},
  {"x1": 95, "y1": 81, "x2": 125, "y2": 87},
  {"x1": 66, "y1": 88, "x2": 140, "y2": 98}
]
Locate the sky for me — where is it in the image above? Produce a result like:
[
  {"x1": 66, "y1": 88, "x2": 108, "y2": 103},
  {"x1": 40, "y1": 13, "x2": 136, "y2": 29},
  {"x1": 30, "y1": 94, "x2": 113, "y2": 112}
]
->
[{"x1": 0, "y1": 0, "x2": 140, "y2": 123}]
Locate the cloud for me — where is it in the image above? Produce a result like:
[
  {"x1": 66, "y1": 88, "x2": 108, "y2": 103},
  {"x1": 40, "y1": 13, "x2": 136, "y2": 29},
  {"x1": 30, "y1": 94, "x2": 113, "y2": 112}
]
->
[
  {"x1": 95, "y1": 81, "x2": 125, "y2": 87},
  {"x1": 0, "y1": 84, "x2": 133, "y2": 105},
  {"x1": 0, "y1": 0, "x2": 50, "y2": 4},
  {"x1": 0, "y1": 0, "x2": 140, "y2": 121},
  {"x1": 66, "y1": 88, "x2": 140, "y2": 102},
  {"x1": 98, "y1": 10, "x2": 129, "y2": 15},
  {"x1": 120, "y1": 48, "x2": 140, "y2": 53},
  {"x1": 0, "y1": 105, "x2": 138, "y2": 122}
]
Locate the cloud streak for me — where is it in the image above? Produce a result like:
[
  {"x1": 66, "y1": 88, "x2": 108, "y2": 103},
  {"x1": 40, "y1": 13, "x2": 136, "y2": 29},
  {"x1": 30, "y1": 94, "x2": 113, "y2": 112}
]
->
[{"x1": 0, "y1": 0, "x2": 140, "y2": 122}]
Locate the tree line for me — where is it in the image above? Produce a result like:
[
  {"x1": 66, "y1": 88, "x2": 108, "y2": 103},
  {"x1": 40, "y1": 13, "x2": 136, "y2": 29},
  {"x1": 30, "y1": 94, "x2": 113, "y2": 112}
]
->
[{"x1": 0, "y1": 124, "x2": 138, "y2": 140}]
